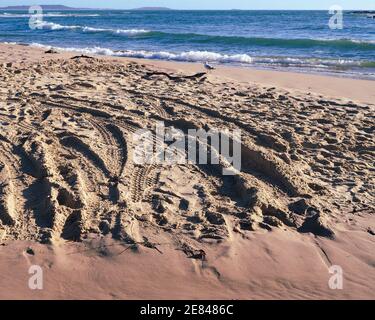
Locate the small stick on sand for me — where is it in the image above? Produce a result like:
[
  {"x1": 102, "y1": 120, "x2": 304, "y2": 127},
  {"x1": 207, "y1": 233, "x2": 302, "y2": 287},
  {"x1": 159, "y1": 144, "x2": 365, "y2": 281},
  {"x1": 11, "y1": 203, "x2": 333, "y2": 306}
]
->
[
  {"x1": 70, "y1": 54, "x2": 95, "y2": 60},
  {"x1": 144, "y1": 71, "x2": 206, "y2": 81}
]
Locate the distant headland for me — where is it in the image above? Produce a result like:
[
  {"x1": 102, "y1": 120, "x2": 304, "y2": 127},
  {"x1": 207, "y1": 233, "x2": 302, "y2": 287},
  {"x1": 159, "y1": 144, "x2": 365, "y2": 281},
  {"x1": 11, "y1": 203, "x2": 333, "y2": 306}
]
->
[
  {"x1": 131, "y1": 7, "x2": 173, "y2": 11},
  {"x1": 0, "y1": 5, "x2": 173, "y2": 11},
  {"x1": 0, "y1": 5, "x2": 87, "y2": 10}
]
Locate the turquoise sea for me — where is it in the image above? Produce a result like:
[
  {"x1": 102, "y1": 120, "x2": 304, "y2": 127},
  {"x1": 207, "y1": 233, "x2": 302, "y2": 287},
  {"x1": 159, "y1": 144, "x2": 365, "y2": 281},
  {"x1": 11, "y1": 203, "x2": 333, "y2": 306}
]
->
[{"x1": 1, "y1": 9, "x2": 374, "y2": 78}]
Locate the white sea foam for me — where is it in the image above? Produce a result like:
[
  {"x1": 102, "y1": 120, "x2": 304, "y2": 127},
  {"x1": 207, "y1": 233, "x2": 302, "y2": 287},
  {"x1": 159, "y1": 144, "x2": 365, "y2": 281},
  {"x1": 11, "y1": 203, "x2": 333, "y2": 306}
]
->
[
  {"x1": 33, "y1": 21, "x2": 150, "y2": 35},
  {"x1": 81, "y1": 26, "x2": 150, "y2": 35},
  {"x1": 34, "y1": 21, "x2": 80, "y2": 30},
  {"x1": 115, "y1": 50, "x2": 254, "y2": 63},
  {"x1": 250, "y1": 56, "x2": 361, "y2": 67},
  {"x1": 30, "y1": 44, "x2": 254, "y2": 64},
  {"x1": 29, "y1": 43, "x2": 373, "y2": 70},
  {"x1": 0, "y1": 13, "x2": 100, "y2": 18}
]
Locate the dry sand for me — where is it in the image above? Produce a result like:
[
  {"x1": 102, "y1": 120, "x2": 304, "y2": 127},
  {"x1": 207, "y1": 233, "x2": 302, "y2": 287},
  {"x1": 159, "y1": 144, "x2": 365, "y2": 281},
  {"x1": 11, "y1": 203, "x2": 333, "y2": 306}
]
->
[{"x1": 0, "y1": 43, "x2": 374, "y2": 299}]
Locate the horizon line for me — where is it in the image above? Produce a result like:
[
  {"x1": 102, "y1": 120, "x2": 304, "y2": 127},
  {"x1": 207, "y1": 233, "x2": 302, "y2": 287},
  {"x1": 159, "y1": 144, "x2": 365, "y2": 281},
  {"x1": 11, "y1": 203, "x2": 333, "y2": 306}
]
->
[
  {"x1": 0, "y1": 9, "x2": 373, "y2": 11},
  {"x1": 0, "y1": 5, "x2": 373, "y2": 11}
]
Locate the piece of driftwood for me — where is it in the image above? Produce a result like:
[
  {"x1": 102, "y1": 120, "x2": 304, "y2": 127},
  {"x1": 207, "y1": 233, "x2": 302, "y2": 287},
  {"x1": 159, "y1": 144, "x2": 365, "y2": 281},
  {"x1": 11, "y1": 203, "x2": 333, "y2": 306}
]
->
[
  {"x1": 45, "y1": 49, "x2": 58, "y2": 54},
  {"x1": 70, "y1": 54, "x2": 95, "y2": 60},
  {"x1": 144, "y1": 71, "x2": 206, "y2": 81}
]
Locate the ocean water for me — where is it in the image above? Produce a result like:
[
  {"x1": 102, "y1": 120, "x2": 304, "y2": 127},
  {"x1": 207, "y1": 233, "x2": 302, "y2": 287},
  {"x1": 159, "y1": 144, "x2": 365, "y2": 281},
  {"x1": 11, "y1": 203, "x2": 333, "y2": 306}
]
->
[{"x1": 1, "y1": 10, "x2": 375, "y2": 78}]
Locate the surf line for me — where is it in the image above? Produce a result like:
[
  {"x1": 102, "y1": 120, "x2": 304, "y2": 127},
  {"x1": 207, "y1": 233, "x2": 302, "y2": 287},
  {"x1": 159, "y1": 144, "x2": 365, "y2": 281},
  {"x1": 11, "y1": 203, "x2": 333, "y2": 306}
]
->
[{"x1": 140, "y1": 304, "x2": 175, "y2": 318}]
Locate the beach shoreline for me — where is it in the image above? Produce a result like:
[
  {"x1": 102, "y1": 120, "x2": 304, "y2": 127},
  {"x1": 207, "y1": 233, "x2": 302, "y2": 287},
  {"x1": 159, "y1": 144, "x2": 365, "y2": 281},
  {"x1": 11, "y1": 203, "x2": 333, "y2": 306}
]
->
[
  {"x1": 0, "y1": 42, "x2": 374, "y2": 300},
  {"x1": 2, "y1": 42, "x2": 374, "y2": 105}
]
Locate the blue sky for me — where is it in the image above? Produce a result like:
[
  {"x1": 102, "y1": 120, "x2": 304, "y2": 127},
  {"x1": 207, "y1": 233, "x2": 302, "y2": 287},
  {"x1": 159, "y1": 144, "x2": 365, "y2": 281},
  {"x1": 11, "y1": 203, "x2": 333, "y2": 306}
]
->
[{"x1": 1, "y1": 0, "x2": 374, "y2": 10}]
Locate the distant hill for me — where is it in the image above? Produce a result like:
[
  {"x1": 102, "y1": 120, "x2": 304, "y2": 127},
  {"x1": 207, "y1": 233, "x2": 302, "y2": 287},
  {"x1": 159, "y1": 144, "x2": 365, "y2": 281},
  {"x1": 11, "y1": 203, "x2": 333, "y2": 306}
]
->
[
  {"x1": 0, "y1": 5, "x2": 88, "y2": 10},
  {"x1": 131, "y1": 7, "x2": 173, "y2": 11},
  {"x1": 0, "y1": 5, "x2": 173, "y2": 11}
]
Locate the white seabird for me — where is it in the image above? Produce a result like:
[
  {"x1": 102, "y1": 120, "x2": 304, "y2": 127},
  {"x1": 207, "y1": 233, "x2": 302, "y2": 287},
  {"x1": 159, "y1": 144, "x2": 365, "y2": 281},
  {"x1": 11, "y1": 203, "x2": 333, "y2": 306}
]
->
[{"x1": 204, "y1": 61, "x2": 215, "y2": 71}]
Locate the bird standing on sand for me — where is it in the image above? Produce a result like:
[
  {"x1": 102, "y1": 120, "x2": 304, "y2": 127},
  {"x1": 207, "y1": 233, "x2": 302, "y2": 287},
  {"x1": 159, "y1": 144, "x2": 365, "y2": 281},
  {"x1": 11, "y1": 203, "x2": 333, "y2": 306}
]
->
[{"x1": 204, "y1": 61, "x2": 215, "y2": 72}]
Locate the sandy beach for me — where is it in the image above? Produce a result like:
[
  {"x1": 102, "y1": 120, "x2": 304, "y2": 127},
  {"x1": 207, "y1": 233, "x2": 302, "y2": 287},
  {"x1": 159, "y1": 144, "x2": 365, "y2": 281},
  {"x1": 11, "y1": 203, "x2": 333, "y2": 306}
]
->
[{"x1": 0, "y1": 42, "x2": 374, "y2": 299}]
